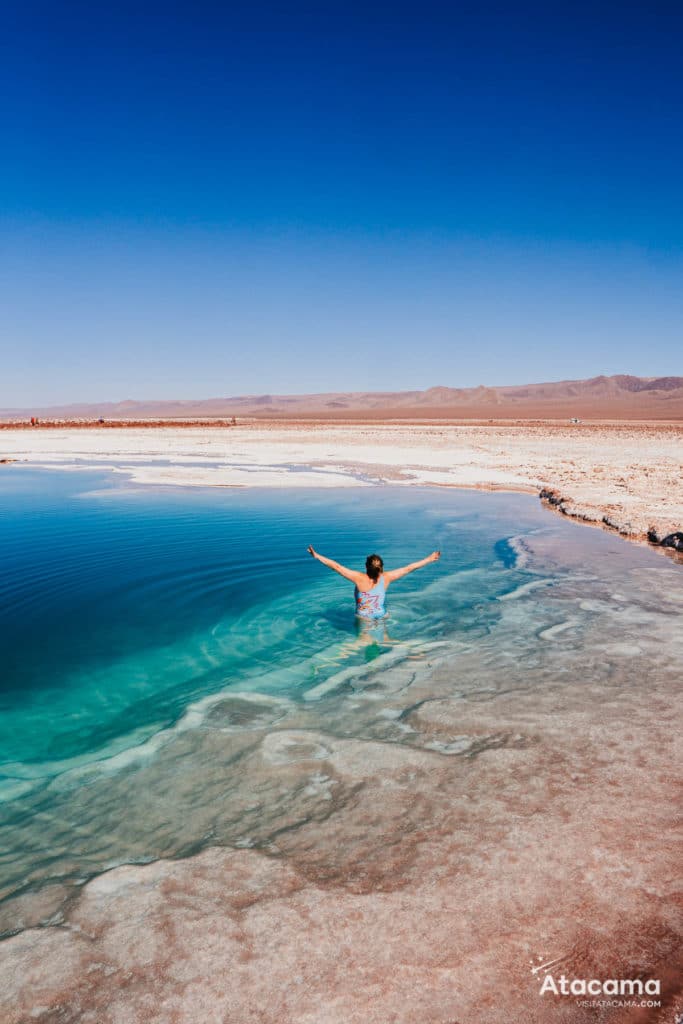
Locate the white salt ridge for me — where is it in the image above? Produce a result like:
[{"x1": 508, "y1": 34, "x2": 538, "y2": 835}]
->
[
  {"x1": 0, "y1": 691, "x2": 295, "y2": 804},
  {"x1": 497, "y1": 577, "x2": 554, "y2": 601},
  {"x1": 538, "y1": 619, "x2": 577, "y2": 640}
]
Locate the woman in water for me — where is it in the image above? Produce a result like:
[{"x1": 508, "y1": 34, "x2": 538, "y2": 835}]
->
[{"x1": 307, "y1": 546, "x2": 440, "y2": 620}]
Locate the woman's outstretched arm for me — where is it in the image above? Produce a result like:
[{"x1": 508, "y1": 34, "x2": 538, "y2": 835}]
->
[
  {"x1": 307, "y1": 546, "x2": 364, "y2": 583},
  {"x1": 384, "y1": 551, "x2": 440, "y2": 584}
]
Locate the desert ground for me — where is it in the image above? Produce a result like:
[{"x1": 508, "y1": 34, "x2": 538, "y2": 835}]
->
[{"x1": 1, "y1": 419, "x2": 681, "y2": 551}]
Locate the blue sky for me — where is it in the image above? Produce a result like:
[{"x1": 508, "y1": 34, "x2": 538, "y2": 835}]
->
[{"x1": 1, "y1": 1, "x2": 681, "y2": 405}]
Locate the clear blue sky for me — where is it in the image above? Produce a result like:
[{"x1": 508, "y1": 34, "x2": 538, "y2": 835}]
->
[{"x1": 2, "y1": 1, "x2": 681, "y2": 405}]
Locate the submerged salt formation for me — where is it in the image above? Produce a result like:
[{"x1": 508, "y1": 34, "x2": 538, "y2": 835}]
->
[{"x1": 0, "y1": 517, "x2": 681, "y2": 1022}]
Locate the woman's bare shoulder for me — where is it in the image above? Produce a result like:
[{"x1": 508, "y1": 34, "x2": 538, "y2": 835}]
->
[{"x1": 354, "y1": 573, "x2": 376, "y2": 593}]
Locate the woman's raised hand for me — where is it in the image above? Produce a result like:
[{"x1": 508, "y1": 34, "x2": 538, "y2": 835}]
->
[
  {"x1": 429, "y1": 550, "x2": 441, "y2": 562},
  {"x1": 307, "y1": 545, "x2": 317, "y2": 558}
]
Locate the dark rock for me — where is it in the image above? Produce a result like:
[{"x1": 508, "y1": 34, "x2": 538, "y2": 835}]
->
[
  {"x1": 539, "y1": 487, "x2": 563, "y2": 507},
  {"x1": 647, "y1": 527, "x2": 683, "y2": 549}
]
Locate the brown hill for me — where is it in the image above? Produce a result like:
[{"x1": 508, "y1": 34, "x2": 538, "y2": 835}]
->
[{"x1": 2, "y1": 375, "x2": 682, "y2": 421}]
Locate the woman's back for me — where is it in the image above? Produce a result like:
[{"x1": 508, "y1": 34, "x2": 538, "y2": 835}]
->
[{"x1": 354, "y1": 574, "x2": 386, "y2": 620}]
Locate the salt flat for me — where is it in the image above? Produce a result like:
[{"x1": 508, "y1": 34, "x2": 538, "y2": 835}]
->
[{"x1": 2, "y1": 420, "x2": 681, "y2": 545}]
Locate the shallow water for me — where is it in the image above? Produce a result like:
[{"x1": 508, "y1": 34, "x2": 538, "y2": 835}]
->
[
  {"x1": 0, "y1": 472, "x2": 542, "y2": 906},
  {"x1": 1, "y1": 470, "x2": 522, "y2": 769},
  {"x1": 0, "y1": 467, "x2": 681, "y2": 1023}
]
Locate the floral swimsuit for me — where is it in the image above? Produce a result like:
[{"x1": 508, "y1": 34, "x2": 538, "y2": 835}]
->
[{"x1": 354, "y1": 576, "x2": 387, "y2": 619}]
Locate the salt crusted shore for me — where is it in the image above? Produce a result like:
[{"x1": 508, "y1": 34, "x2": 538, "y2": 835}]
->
[{"x1": 1, "y1": 420, "x2": 681, "y2": 551}]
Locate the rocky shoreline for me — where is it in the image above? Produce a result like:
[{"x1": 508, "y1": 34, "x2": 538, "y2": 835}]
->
[{"x1": 538, "y1": 487, "x2": 683, "y2": 556}]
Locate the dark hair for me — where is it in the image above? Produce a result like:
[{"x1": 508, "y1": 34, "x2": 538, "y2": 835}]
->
[{"x1": 365, "y1": 554, "x2": 384, "y2": 581}]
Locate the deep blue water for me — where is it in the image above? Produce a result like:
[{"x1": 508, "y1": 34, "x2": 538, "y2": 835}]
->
[{"x1": 0, "y1": 469, "x2": 545, "y2": 780}]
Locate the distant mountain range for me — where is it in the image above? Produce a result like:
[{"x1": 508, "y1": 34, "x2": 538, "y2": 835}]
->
[{"x1": 3, "y1": 375, "x2": 683, "y2": 420}]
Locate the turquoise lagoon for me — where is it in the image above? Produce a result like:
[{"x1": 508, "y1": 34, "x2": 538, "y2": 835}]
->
[
  {"x1": 0, "y1": 467, "x2": 681, "y2": 940},
  {"x1": 1, "y1": 469, "x2": 524, "y2": 773}
]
